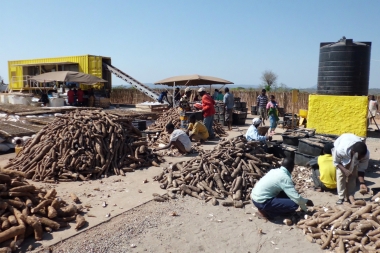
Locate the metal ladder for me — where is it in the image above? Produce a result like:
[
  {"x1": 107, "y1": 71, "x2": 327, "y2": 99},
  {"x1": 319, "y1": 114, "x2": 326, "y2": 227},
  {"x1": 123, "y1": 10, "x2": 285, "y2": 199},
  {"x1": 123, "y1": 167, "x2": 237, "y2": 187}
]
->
[{"x1": 103, "y1": 63, "x2": 168, "y2": 104}]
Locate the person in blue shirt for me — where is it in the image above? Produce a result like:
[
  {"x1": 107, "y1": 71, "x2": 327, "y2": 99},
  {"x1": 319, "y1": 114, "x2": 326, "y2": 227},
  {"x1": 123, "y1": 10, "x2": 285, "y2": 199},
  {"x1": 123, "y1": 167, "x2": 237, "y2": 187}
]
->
[
  {"x1": 157, "y1": 90, "x2": 169, "y2": 104},
  {"x1": 251, "y1": 158, "x2": 314, "y2": 220},
  {"x1": 245, "y1": 118, "x2": 272, "y2": 142},
  {"x1": 223, "y1": 87, "x2": 234, "y2": 131}
]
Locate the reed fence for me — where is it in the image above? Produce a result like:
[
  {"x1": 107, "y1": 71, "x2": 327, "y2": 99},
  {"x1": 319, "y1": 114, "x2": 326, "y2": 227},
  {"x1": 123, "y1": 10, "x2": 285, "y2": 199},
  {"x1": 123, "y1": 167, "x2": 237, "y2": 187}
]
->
[{"x1": 110, "y1": 88, "x2": 379, "y2": 116}]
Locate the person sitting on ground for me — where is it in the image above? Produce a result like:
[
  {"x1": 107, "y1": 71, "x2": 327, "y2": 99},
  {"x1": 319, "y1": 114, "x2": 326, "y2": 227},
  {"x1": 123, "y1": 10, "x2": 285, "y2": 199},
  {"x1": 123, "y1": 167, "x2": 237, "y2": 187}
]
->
[
  {"x1": 245, "y1": 118, "x2": 272, "y2": 142},
  {"x1": 154, "y1": 123, "x2": 192, "y2": 155},
  {"x1": 333, "y1": 133, "x2": 370, "y2": 205},
  {"x1": 307, "y1": 143, "x2": 337, "y2": 192},
  {"x1": 187, "y1": 114, "x2": 209, "y2": 143},
  {"x1": 251, "y1": 158, "x2": 314, "y2": 220}
]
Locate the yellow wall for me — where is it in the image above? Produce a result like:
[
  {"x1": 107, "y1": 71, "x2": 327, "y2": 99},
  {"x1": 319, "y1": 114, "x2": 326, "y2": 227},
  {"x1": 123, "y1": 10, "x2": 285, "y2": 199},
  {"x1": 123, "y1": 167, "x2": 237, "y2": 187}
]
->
[
  {"x1": 307, "y1": 95, "x2": 368, "y2": 137},
  {"x1": 8, "y1": 55, "x2": 109, "y2": 90}
]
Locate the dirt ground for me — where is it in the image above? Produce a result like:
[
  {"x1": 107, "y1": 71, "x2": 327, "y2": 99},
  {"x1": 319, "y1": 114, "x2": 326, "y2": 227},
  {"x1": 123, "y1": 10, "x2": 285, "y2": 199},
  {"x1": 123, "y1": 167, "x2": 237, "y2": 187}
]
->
[{"x1": 1, "y1": 116, "x2": 380, "y2": 253}]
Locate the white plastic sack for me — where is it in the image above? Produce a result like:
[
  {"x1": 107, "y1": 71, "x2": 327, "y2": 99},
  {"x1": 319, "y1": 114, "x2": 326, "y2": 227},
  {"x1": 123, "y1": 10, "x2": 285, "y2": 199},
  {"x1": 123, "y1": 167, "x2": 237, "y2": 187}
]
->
[
  {"x1": 22, "y1": 136, "x2": 32, "y2": 142},
  {"x1": 26, "y1": 115, "x2": 37, "y2": 118},
  {"x1": 12, "y1": 137, "x2": 21, "y2": 144},
  {"x1": 0, "y1": 143, "x2": 10, "y2": 152},
  {"x1": 0, "y1": 113, "x2": 7, "y2": 118},
  {"x1": 54, "y1": 113, "x2": 63, "y2": 117}
]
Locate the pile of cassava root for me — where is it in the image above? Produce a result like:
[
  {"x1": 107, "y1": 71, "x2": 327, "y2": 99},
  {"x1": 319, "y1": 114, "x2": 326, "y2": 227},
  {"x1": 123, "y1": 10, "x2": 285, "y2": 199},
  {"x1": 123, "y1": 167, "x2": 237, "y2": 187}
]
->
[
  {"x1": 148, "y1": 108, "x2": 228, "y2": 137},
  {"x1": 297, "y1": 193, "x2": 380, "y2": 253},
  {"x1": 4, "y1": 110, "x2": 164, "y2": 182},
  {"x1": 0, "y1": 169, "x2": 85, "y2": 252},
  {"x1": 152, "y1": 136, "x2": 282, "y2": 208},
  {"x1": 292, "y1": 166, "x2": 313, "y2": 194}
]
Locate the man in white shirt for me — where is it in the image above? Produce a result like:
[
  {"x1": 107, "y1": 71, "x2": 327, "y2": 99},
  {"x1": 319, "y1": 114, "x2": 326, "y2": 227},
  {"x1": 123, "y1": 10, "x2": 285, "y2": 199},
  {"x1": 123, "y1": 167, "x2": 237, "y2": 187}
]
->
[
  {"x1": 245, "y1": 118, "x2": 272, "y2": 142},
  {"x1": 332, "y1": 133, "x2": 370, "y2": 205},
  {"x1": 155, "y1": 123, "x2": 192, "y2": 155}
]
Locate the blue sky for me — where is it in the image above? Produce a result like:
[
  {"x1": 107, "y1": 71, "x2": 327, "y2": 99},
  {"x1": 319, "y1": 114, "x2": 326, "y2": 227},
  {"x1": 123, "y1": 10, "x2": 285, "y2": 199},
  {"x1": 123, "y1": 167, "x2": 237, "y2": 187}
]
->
[{"x1": 1, "y1": 0, "x2": 380, "y2": 88}]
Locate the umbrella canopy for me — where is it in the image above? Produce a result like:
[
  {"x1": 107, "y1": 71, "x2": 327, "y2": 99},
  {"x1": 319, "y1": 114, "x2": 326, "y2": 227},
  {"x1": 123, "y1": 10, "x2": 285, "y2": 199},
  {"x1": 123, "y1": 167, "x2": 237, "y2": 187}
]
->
[
  {"x1": 31, "y1": 71, "x2": 107, "y2": 84},
  {"x1": 155, "y1": 74, "x2": 233, "y2": 86}
]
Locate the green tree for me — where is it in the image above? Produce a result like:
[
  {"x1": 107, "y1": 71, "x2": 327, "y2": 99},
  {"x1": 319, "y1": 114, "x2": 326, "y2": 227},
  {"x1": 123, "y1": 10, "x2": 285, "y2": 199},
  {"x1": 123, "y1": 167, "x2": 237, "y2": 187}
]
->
[{"x1": 260, "y1": 70, "x2": 278, "y2": 91}]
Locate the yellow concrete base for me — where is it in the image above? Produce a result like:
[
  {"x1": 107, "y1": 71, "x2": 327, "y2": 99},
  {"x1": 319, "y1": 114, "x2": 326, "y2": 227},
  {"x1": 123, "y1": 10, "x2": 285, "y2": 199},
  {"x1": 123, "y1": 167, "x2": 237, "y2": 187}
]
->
[{"x1": 307, "y1": 95, "x2": 368, "y2": 137}]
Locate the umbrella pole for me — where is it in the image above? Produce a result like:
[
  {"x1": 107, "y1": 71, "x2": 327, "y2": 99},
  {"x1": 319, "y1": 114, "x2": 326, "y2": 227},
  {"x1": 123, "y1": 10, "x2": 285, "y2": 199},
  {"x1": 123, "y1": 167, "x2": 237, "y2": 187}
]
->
[{"x1": 173, "y1": 82, "x2": 176, "y2": 108}]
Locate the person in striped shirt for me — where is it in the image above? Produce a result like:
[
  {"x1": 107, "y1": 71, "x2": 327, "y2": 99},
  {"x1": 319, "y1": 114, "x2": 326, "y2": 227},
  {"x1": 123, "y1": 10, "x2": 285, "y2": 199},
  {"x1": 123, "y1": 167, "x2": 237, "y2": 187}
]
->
[{"x1": 257, "y1": 89, "x2": 269, "y2": 125}]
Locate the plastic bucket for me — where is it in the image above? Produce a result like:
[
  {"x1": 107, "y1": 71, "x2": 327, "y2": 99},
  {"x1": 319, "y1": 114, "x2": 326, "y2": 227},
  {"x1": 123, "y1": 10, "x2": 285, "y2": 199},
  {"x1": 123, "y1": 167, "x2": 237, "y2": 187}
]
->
[{"x1": 299, "y1": 109, "x2": 308, "y2": 118}]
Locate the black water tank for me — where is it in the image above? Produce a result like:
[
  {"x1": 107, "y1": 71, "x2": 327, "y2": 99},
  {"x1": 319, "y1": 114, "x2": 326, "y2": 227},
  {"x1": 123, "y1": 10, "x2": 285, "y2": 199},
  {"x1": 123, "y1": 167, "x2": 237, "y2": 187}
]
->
[{"x1": 317, "y1": 37, "x2": 371, "y2": 96}]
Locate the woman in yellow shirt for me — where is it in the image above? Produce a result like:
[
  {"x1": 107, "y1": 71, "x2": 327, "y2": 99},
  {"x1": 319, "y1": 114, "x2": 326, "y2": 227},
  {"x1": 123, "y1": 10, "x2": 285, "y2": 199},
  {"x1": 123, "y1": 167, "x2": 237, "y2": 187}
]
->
[
  {"x1": 308, "y1": 143, "x2": 337, "y2": 192},
  {"x1": 187, "y1": 114, "x2": 209, "y2": 143}
]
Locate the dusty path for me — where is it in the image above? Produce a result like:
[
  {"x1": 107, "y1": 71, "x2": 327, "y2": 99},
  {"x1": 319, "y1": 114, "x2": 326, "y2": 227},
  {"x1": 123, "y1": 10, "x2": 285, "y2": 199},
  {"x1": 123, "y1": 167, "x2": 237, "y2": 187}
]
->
[{"x1": 42, "y1": 197, "x2": 323, "y2": 253}]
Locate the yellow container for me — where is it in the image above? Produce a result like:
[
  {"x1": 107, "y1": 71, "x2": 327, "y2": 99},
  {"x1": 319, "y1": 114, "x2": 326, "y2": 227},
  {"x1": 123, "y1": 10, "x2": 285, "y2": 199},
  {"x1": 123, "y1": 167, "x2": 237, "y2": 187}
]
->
[
  {"x1": 299, "y1": 109, "x2": 308, "y2": 118},
  {"x1": 8, "y1": 55, "x2": 111, "y2": 91},
  {"x1": 15, "y1": 146, "x2": 23, "y2": 155}
]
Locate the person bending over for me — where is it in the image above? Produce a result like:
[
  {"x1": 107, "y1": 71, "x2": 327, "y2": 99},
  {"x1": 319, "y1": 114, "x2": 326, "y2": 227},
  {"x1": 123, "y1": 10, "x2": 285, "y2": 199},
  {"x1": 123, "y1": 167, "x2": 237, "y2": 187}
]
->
[
  {"x1": 187, "y1": 114, "x2": 209, "y2": 143},
  {"x1": 251, "y1": 158, "x2": 314, "y2": 220},
  {"x1": 155, "y1": 123, "x2": 192, "y2": 155},
  {"x1": 308, "y1": 143, "x2": 337, "y2": 192},
  {"x1": 333, "y1": 133, "x2": 370, "y2": 205}
]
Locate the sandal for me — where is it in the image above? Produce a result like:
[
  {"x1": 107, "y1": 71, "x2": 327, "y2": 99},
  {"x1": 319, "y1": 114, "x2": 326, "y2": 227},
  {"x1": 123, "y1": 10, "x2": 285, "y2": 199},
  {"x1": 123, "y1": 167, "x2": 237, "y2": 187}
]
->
[{"x1": 336, "y1": 199, "x2": 344, "y2": 205}]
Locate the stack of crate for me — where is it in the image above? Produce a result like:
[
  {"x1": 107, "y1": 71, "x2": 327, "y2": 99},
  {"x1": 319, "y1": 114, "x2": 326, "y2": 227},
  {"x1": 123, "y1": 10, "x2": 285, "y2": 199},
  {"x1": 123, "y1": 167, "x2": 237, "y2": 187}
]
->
[
  {"x1": 214, "y1": 102, "x2": 226, "y2": 126},
  {"x1": 94, "y1": 97, "x2": 110, "y2": 108},
  {"x1": 232, "y1": 97, "x2": 248, "y2": 125}
]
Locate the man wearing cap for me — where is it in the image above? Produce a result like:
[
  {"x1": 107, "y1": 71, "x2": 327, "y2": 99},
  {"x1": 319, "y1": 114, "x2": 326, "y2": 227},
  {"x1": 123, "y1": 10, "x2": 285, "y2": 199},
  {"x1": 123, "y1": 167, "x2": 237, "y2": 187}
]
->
[
  {"x1": 245, "y1": 118, "x2": 272, "y2": 142},
  {"x1": 223, "y1": 87, "x2": 234, "y2": 131},
  {"x1": 198, "y1": 87, "x2": 215, "y2": 139},
  {"x1": 178, "y1": 88, "x2": 192, "y2": 129},
  {"x1": 257, "y1": 89, "x2": 269, "y2": 125}
]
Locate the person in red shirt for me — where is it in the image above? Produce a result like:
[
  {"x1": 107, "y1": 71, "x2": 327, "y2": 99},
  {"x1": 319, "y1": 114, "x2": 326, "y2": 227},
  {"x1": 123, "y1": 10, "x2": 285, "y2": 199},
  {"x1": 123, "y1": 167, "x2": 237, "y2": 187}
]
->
[
  {"x1": 67, "y1": 88, "x2": 75, "y2": 106},
  {"x1": 198, "y1": 87, "x2": 215, "y2": 139},
  {"x1": 77, "y1": 88, "x2": 84, "y2": 106}
]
